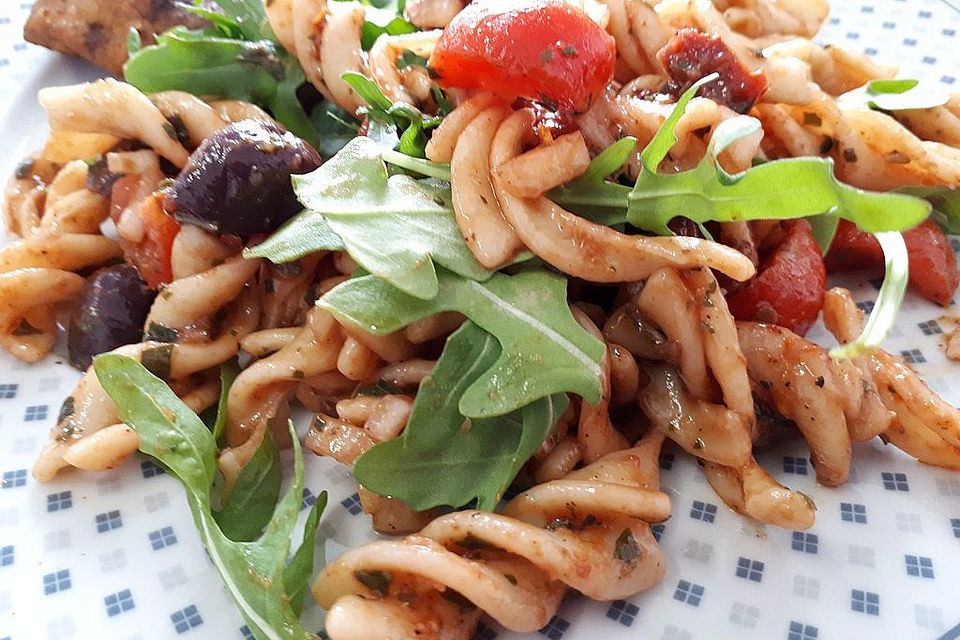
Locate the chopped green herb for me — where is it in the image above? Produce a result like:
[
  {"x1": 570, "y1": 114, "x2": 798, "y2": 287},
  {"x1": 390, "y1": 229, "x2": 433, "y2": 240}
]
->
[
  {"x1": 397, "y1": 49, "x2": 429, "y2": 69},
  {"x1": 140, "y1": 344, "x2": 174, "y2": 380},
  {"x1": 614, "y1": 529, "x2": 641, "y2": 564},
  {"x1": 144, "y1": 323, "x2": 178, "y2": 343},
  {"x1": 354, "y1": 570, "x2": 392, "y2": 596}
]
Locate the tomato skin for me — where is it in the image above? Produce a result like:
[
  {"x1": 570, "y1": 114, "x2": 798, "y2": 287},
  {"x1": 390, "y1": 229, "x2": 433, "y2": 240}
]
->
[
  {"x1": 110, "y1": 177, "x2": 180, "y2": 289},
  {"x1": 726, "y1": 220, "x2": 826, "y2": 336},
  {"x1": 428, "y1": 0, "x2": 616, "y2": 112},
  {"x1": 826, "y1": 219, "x2": 959, "y2": 306},
  {"x1": 658, "y1": 29, "x2": 768, "y2": 113}
]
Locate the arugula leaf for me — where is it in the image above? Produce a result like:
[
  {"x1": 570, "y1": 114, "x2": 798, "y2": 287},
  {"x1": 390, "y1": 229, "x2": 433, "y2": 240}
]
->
[
  {"x1": 551, "y1": 78, "x2": 933, "y2": 237},
  {"x1": 285, "y1": 492, "x2": 327, "y2": 616},
  {"x1": 380, "y1": 148, "x2": 451, "y2": 180},
  {"x1": 360, "y1": 7, "x2": 418, "y2": 49},
  {"x1": 319, "y1": 267, "x2": 604, "y2": 417},
  {"x1": 213, "y1": 360, "x2": 240, "y2": 442},
  {"x1": 124, "y1": 29, "x2": 319, "y2": 147},
  {"x1": 310, "y1": 101, "x2": 359, "y2": 159},
  {"x1": 397, "y1": 49, "x2": 429, "y2": 69},
  {"x1": 626, "y1": 82, "x2": 931, "y2": 236},
  {"x1": 356, "y1": 322, "x2": 568, "y2": 511},
  {"x1": 808, "y1": 213, "x2": 841, "y2": 254},
  {"x1": 245, "y1": 211, "x2": 345, "y2": 263},
  {"x1": 897, "y1": 185, "x2": 960, "y2": 234},
  {"x1": 839, "y1": 78, "x2": 950, "y2": 112},
  {"x1": 183, "y1": 0, "x2": 269, "y2": 41},
  {"x1": 249, "y1": 136, "x2": 489, "y2": 299},
  {"x1": 93, "y1": 355, "x2": 325, "y2": 640},
  {"x1": 830, "y1": 232, "x2": 909, "y2": 359},
  {"x1": 214, "y1": 431, "x2": 282, "y2": 542},
  {"x1": 341, "y1": 72, "x2": 441, "y2": 157},
  {"x1": 127, "y1": 27, "x2": 142, "y2": 55}
]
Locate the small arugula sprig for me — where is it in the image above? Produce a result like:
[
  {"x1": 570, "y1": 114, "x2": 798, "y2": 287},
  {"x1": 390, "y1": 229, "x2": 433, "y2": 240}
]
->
[
  {"x1": 332, "y1": 0, "x2": 417, "y2": 49},
  {"x1": 355, "y1": 322, "x2": 569, "y2": 511},
  {"x1": 839, "y1": 78, "x2": 951, "y2": 112},
  {"x1": 245, "y1": 136, "x2": 488, "y2": 299},
  {"x1": 628, "y1": 76, "x2": 932, "y2": 235},
  {"x1": 341, "y1": 72, "x2": 441, "y2": 157},
  {"x1": 550, "y1": 76, "x2": 932, "y2": 237},
  {"x1": 320, "y1": 267, "x2": 604, "y2": 417},
  {"x1": 829, "y1": 231, "x2": 909, "y2": 359},
  {"x1": 94, "y1": 354, "x2": 327, "y2": 640}
]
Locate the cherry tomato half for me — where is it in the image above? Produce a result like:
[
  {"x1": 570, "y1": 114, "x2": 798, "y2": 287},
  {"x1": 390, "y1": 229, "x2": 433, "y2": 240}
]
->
[
  {"x1": 826, "y1": 219, "x2": 959, "y2": 306},
  {"x1": 111, "y1": 177, "x2": 180, "y2": 289},
  {"x1": 428, "y1": 0, "x2": 616, "y2": 112},
  {"x1": 726, "y1": 220, "x2": 827, "y2": 336}
]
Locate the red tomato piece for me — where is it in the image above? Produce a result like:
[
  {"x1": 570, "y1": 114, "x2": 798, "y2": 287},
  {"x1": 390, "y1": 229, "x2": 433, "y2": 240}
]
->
[
  {"x1": 428, "y1": 0, "x2": 616, "y2": 112},
  {"x1": 726, "y1": 220, "x2": 826, "y2": 336},
  {"x1": 111, "y1": 177, "x2": 180, "y2": 289},
  {"x1": 826, "y1": 219, "x2": 959, "y2": 306},
  {"x1": 657, "y1": 29, "x2": 768, "y2": 114}
]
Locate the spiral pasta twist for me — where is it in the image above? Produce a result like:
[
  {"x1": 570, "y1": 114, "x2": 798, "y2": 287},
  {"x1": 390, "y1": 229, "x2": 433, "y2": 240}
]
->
[
  {"x1": 32, "y1": 258, "x2": 262, "y2": 480},
  {"x1": 756, "y1": 95, "x2": 960, "y2": 191},
  {"x1": 428, "y1": 98, "x2": 757, "y2": 281},
  {"x1": 32, "y1": 342, "x2": 221, "y2": 482},
  {"x1": 39, "y1": 79, "x2": 191, "y2": 167},
  {"x1": 822, "y1": 288, "x2": 960, "y2": 469},
  {"x1": 621, "y1": 265, "x2": 817, "y2": 529},
  {"x1": 313, "y1": 428, "x2": 669, "y2": 640},
  {"x1": 269, "y1": 0, "x2": 375, "y2": 114},
  {"x1": 0, "y1": 157, "x2": 124, "y2": 361}
]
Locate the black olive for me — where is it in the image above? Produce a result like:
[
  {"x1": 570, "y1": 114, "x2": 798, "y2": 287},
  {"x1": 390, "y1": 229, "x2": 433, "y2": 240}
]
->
[
  {"x1": 68, "y1": 264, "x2": 156, "y2": 371},
  {"x1": 162, "y1": 119, "x2": 322, "y2": 235},
  {"x1": 85, "y1": 156, "x2": 121, "y2": 197}
]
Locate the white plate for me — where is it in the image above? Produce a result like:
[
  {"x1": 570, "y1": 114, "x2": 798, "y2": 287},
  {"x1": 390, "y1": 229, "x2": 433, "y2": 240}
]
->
[{"x1": 1, "y1": 2, "x2": 960, "y2": 640}]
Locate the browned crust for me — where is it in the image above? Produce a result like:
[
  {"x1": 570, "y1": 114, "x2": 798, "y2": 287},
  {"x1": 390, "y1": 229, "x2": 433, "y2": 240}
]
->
[{"x1": 23, "y1": 0, "x2": 209, "y2": 76}]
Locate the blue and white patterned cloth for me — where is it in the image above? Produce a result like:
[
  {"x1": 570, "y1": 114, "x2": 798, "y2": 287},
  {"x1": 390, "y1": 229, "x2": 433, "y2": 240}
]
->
[{"x1": 1, "y1": 1, "x2": 960, "y2": 639}]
